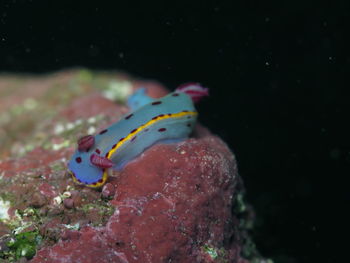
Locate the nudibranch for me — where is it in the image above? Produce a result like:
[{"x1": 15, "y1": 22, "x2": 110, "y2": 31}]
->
[{"x1": 68, "y1": 83, "x2": 208, "y2": 187}]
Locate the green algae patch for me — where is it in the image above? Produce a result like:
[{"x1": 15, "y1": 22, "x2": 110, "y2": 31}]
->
[
  {"x1": 203, "y1": 244, "x2": 218, "y2": 259},
  {"x1": 232, "y1": 189, "x2": 273, "y2": 263},
  {"x1": 202, "y1": 244, "x2": 228, "y2": 263},
  {"x1": 1, "y1": 230, "x2": 42, "y2": 261},
  {"x1": 79, "y1": 202, "x2": 115, "y2": 227},
  {"x1": 234, "y1": 193, "x2": 247, "y2": 214}
]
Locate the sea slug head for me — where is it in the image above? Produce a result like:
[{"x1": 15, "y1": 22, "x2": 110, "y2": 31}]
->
[{"x1": 68, "y1": 136, "x2": 110, "y2": 188}]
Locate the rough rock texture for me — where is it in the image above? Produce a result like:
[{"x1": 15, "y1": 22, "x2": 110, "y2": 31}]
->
[{"x1": 0, "y1": 70, "x2": 261, "y2": 263}]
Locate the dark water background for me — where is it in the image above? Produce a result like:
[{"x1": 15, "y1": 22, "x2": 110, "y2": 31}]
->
[{"x1": 1, "y1": 1, "x2": 349, "y2": 262}]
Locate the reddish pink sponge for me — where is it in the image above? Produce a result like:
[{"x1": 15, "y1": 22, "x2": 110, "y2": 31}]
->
[{"x1": 32, "y1": 134, "x2": 246, "y2": 263}]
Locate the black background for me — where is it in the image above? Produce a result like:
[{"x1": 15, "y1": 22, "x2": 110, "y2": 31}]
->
[{"x1": 1, "y1": 1, "x2": 349, "y2": 262}]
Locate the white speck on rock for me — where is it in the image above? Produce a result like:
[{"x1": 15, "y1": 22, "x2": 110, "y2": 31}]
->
[
  {"x1": 102, "y1": 80, "x2": 133, "y2": 101},
  {"x1": 54, "y1": 123, "x2": 65, "y2": 134},
  {"x1": 0, "y1": 198, "x2": 10, "y2": 220},
  {"x1": 62, "y1": 191, "x2": 71, "y2": 198},
  {"x1": 53, "y1": 196, "x2": 62, "y2": 205},
  {"x1": 63, "y1": 222, "x2": 80, "y2": 230},
  {"x1": 87, "y1": 126, "x2": 96, "y2": 134},
  {"x1": 74, "y1": 119, "x2": 83, "y2": 126},
  {"x1": 87, "y1": 116, "x2": 96, "y2": 124},
  {"x1": 52, "y1": 140, "x2": 70, "y2": 151},
  {"x1": 66, "y1": 122, "x2": 75, "y2": 130}
]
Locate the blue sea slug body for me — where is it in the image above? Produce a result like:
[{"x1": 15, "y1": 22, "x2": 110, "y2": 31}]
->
[{"x1": 68, "y1": 83, "x2": 208, "y2": 187}]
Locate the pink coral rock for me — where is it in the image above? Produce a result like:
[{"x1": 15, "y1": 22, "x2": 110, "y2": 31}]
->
[{"x1": 32, "y1": 134, "x2": 248, "y2": 263}]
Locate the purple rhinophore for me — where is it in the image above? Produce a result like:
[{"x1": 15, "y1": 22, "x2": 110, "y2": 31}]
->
[
  {"x1": 175, "y1": 82, "x2": 209, "y2": 103},
  {"x1": 78, "y1": 135, "x2": 95, "y2": 152},
  {"x1": 90, "y1": 153, "x2": 114, "y2": 168}
]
